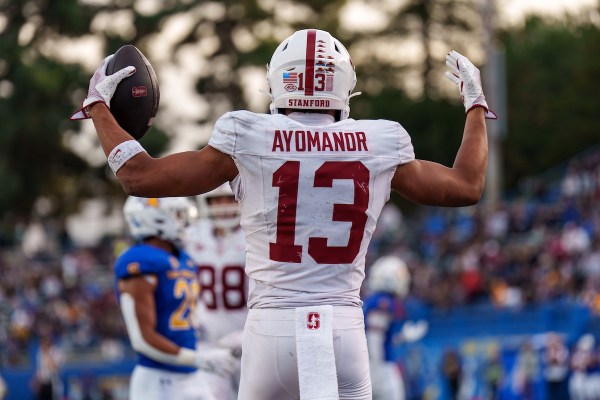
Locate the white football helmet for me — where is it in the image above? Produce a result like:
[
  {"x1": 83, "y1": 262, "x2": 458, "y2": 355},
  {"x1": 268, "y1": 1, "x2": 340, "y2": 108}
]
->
[
  {"x1": 197, "y1": 183, "x2": 240, "y2": 230},
  {"x1": 123, "y1": 196, "x2": 196, "y2": 244},
  {"x1": 267, "y1": 29, "x2": 358, "y2": 120},
  {"x1": 368, "y1": 255, "x2": 411, "y2": 298},
  {"x1": 577, "y1": 333, "x2": 596, "y2": 352},
  {"x1": 161, "y1": 196, "x2": 198, "y2": 228}
]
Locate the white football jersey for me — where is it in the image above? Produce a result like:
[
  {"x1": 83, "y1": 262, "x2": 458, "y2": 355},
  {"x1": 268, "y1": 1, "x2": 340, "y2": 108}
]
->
[
  {"x1": 209, "y1": 111, "x2": 414, "y2": 308},
  {"x1": 185, "y1": 219, "x2": 248, "y2": 342}
]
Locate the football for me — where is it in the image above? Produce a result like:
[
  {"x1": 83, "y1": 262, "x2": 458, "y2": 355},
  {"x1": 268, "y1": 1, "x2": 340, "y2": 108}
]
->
[{"x1": 106, "y1": 45, "x2": 160, "y2": 140}]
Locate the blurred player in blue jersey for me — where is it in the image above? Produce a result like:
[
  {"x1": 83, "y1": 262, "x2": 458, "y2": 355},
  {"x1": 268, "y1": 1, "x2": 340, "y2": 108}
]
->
[
  {"x1": 363, "y1": 255, "x2": 428, "y2": 400},
  {"x1": 115, "y1": 196, "x2": 236, "y2": 400}
]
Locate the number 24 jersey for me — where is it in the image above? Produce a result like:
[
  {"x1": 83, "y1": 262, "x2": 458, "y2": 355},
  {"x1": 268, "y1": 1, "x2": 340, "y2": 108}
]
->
[
  {"x1": 209, "y1": 111, "x2": 414, "y2": 308},
  {"x1": 114, "y1": 244, "x2": 199, "y2": 373}
]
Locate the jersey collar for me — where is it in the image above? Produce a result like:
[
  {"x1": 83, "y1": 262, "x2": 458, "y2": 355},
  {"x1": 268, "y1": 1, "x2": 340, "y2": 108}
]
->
[{"x1": 286, "y1": 112, "x2": 335, "y2": 126}]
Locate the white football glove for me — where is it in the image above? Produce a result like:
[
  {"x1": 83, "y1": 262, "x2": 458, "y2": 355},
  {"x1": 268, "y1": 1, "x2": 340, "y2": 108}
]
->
[
  {"x1": 399, "y1": 320, "x2": 429, "y2": 343},
  {"x1": 70, "y1": 55, "x2": 136, "y2": 120},
  {"x1": 195, "y1": 347, "x2": 237, "y2": 377},
  {"x1": 445, "y1": 50, "x2": 497, "y2": 119},
  {"x1": 217, "y1": 329, "x2": 244, "y2": 358}
]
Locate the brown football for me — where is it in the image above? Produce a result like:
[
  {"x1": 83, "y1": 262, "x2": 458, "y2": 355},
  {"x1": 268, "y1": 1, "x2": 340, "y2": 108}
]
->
[{"x1": 106, "y1": 45, "x2": 160, "y2": 140}]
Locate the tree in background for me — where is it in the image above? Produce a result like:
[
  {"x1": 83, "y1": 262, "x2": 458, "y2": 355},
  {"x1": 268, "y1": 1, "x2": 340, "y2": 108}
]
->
[
  {"x1": 0, "y1": 0, "x2": 93, "y2": 224},
  {"x1": 0, "y1": 0, "x2": 171, "y2": 239},
  {"x1": 1, "y1": 0, "x2": 600, "y2": 245},
  {"x1": 0, "y1": 0, "x2": 351, "y2": 237},
  {"x1": 501, "y1": 14, "x2": 600, "y2": 188},
  {"x1": 386, "y1": 0, "x2": 481, "y2": 98}
]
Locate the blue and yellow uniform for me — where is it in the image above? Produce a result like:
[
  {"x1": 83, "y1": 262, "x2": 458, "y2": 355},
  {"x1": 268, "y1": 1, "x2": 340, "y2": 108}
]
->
[
  {"x1": 115, "y1": 243, "x2": 200, "y2": 373},
  {"x1": 363, "y1": 291, "x2": 407, "y2": 361}
]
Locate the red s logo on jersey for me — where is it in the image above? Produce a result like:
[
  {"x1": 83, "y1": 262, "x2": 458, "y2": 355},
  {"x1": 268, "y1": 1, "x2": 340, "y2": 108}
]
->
[{"x1": 307, "y1": 312, "x2": 320, "y2": 330}]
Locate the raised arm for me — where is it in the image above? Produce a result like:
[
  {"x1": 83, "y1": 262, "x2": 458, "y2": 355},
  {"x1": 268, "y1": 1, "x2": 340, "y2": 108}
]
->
[
  {"x1": 392, "y1": 51, "x2": 494, "y2": 207},
  {"x1": 392, "y1": 108, "x2": 487, "y2": 206},
  {"x1": 89, "y1": 104, "x2": 237, "y2": 197},
  {"x1": 72, "y1": 55, "x2": 237, "y2": 197}
]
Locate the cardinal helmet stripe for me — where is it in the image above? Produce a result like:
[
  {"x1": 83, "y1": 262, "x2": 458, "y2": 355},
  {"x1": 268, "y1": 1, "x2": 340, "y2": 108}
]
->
[{"x1": 304, "y1": 29, "x2": 316, "y2": 96}]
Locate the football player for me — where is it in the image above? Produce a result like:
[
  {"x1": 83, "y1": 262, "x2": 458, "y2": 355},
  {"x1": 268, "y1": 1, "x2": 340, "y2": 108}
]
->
[
  {"x1": 78, "y1": 28, "x2": 493, "y2": 400},
  {"x1": 116, "y1": 196, "x2": 235, "y2": 400},
  {"x1": 363, "y1": 255, "x2": 428, "y2": 400},
  {"x1": 185, "y1": 183, "x2": 247, "y2": 399}
]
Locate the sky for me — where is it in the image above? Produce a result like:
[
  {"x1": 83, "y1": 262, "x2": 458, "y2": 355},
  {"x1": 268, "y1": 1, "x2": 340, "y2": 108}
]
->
[
  {"x1": 501, "y1": 0, "x2": 598, "y2": 25},
  {"x1": 341, "y1": 0, "x2": 598, "y2": 31}
]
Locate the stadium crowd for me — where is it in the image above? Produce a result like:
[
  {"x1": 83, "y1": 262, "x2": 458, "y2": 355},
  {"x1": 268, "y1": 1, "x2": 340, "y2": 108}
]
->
[
  {"x1": 0, "y1": 237, "x2": 131, "y2": 368},
  {"x1": 371, "y1": 156, "x2": 600, "y2": 314},
  {"x1": 2, "y1": 154, "x2": 600, "y2": 398}
]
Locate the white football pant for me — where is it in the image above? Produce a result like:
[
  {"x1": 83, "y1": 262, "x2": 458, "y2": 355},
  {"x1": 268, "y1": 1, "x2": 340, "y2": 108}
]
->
[
  {"x1": 129, "y1": 365, "x2": 215, "y2": 400},
  {"x1": 371, "y1": 362, "x2": 405, "y2": 400},
  {"x1": 238, "y1": 306, "x2": 371, "y2": 400},
  {"x1": 196, "y1": 342, "x2": 241, "y2": 400}
]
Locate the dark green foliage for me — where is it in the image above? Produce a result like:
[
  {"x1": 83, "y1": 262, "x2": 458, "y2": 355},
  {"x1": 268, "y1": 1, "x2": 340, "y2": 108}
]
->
[
  {"x1": 0, "y1": 0, "x2": 172, "y2": 223},
  {"x1": 501, "y1": 16, "x2": 600, "y2": 187},
  {"x1": 1, "y1": 0, "x2": 599, "y2": 228},
  {"x1": 354, "y1": 90, "x2": 465, "y2": 167}
]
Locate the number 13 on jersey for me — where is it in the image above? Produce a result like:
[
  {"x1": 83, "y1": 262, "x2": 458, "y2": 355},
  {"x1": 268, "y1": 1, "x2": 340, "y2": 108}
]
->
[{"x1": 269, "y1": 160, "x2": 370, "y2": 265}]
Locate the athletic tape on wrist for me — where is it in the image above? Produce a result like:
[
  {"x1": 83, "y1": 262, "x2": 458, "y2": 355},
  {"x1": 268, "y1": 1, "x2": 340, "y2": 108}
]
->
[
  {"x1": 176, "y1": 347, "x2": 198, "y2": 367},
  {"x1": 107, "y1": 140, "x2": 146, "y2": 175}
]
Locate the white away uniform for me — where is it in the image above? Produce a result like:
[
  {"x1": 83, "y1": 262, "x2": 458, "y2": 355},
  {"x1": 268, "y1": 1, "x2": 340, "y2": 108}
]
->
[
  {"x1": 185, "y1": 219, "x2": 247, "y2": 399},
  {"x1": 208, "y1": 111, "x2": 414, "y2": 400},
  {"x1": 186, "y1": 219, "x2": 248, "y2": 342}
]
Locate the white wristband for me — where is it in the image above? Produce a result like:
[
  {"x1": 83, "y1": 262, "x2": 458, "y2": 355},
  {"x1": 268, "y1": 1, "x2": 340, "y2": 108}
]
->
[
  {"x1": 176, "y1": 347, "x2": 198, "y2": 367},
  {"x1": 107, "y1": 140, "x2": 146, "y2": 175}
]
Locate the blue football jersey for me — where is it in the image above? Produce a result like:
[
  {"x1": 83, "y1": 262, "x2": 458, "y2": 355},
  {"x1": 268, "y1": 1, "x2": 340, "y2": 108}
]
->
[
  {"x1": 115, "y1": 243, "x2": 199, "y2": 373},
  {"x1": 363, "y1": 291, "x2": 406, "y2": 362}
]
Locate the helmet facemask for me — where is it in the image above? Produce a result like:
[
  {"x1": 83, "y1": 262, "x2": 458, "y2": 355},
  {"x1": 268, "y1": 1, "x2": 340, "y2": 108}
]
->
[
  {"x1": 205, "y1": 196, "x2": 240, "y2": 230},
  {"x1": 197, "y1": 183, "x2": 241, "y2": 231}
]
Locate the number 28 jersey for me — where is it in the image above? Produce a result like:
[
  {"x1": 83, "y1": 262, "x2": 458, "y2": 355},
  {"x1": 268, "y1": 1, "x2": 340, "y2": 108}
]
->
[
  {"x1": 184, "y1": 220, "x2": 248, "y2": 342},
  {"x1": 208, "y1": 111, "x2": 414, "y2": 308}
]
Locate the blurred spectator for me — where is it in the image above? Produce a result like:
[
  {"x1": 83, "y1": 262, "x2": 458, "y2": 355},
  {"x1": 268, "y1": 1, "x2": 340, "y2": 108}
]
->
[
  {"x1": 456, "y1": 246, "x2": 485, "y2": 303},
  {"x1": 1, "y1": 239, "x2": 129, "y2": 367},
  {"x1": 581, "y1": 240, "x2": 600, "y2": 279},
  {"x1": 370, "y1": 203, "x2": 404, "y2": 261},
  {"x1": 483, "y1": 347, "x2": 504, "y2": 400},
  {"x1": 484, "y1": 204, "x2": 509, "y2": 239},
  {"x1": 404, "y1": 348, "x2": 426, "y2": 400},
  {"x1": 0, "y1": 372, "x2": 6, "y2": 400},
  {"x1": 562, "y1": 163, "x2": 584, "y2": 199},
  {"x1": 569, "y1": 334, "x2": 596, "y2": 400},
  {"x1": 441, "y1": 349, "x2": 462, "y2": 400},
  {"x1": 100, "y1": 337, "x2": 125, "y2": 362},
  {"x1": 513, "y1": 340, "x2": 539, "y2": 400},
  {"x1": 561, "y1": 222, "x2": 591, "y2": 256},
  {"x1": 543, "y1": 333, "x2": 569, "y2": 400},
  {"x1": 34, "y1": 335, "x2": 64, "y2": 400}
]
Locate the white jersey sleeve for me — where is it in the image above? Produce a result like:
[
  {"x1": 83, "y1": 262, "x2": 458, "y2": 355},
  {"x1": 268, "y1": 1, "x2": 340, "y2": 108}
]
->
[
  {"x1": 208, "y1": 111, "x2": 414, "y2": 309},
  {"x1": 209, "y1": 112, "x2": 237, "y2": 155}
]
